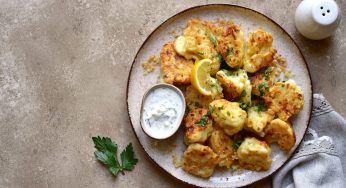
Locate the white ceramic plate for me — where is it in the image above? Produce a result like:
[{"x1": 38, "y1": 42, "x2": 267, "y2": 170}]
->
[{"x1": 127, "y1": 4, "x2": 312, "y2": 188}]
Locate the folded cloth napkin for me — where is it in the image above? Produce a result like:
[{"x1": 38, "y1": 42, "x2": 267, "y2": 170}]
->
[{"x1": 273, "y1": 94, "x2": 346, "y2": 188}]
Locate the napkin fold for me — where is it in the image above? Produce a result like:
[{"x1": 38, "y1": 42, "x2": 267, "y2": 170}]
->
[{"x1": 273, "y1": 94, "x2": 346, "y2": 188}]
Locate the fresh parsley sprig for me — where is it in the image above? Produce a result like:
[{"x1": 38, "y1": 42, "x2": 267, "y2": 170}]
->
[{"x1": 92, "y1": 136, "x2": 138, "y2": 176}]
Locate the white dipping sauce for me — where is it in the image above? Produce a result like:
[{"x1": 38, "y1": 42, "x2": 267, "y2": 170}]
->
[{"x1": 142, "y1": 87, "x2": 184, "y2": 139}]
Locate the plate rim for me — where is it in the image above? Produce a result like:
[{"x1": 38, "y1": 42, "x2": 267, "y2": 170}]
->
[{"x1": 126, "y1": 3, "x2": 313, "y2": 187}]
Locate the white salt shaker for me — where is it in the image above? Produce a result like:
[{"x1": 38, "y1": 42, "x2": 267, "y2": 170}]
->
[{"x1": 295, "y1": 0, "x2": 341, "y2": 40}]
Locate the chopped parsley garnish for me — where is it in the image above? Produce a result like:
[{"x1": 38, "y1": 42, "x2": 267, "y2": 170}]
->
[
  {"x1": 218, "y1": 106, "x2": 223, "y2": 110},
  {"x1": 225, "y1": 70, "x2": 233, "y2": 77},
  {"x1": 208, "y1": 105, "x2": 215, "y2": 115},
  {"x1": 211, "y1": 80, "x2": 223, "y2": 93},
  {"x1": 227, "y1": 111, "x2": 231, "y2": 116},
  {"x1": 217, "y1": 52, "x2": 230, "y2": 70},
  {"x1": 239, "y1": 102, "x2": 249, "y2": 111},
  {"x1": 92, "y1": 136, "x2": 138, "y2": 176},
  {"x1": 263, "y1": 66, "x2": 272, "y2": 80},
  {"x1": 258, "y1": 82, "x2": 269, "y2": 96},
  {"x1": 253, "y1": 103, "x2": 268, "y2": 112},
  {"x1": 209, "y1": 34, "x2": 218, "y2": 45},
  {"x1": 197, "y1": 116, "x2": 208, "y2": 126},
  {"x1": 232, "y1": 139, "x2": 243, "y2": 149},
  {"x1": 240, "y1": 89, "x2": 247, "y2": 97}
]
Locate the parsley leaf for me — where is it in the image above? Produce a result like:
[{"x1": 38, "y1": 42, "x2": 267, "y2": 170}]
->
[
  {"x1": 92, "y1": 136, "x2": 138, "y2": 176},
  {"x1": 120, "y1": 143, "x2": 137, "y2": 171},
  {"x1": 258, "y1": 82, "x2": 269, "y2": 96},
  {"x1": 232, "y1": 139, "x2": 243, "y2": 149},
  {"x1": 217, "y1": 52, "x2": 230, "y2": 70},
  {"x1": 239, "y1": 102, "x2": 249, "y2": 111},
  {"x1": 197, "y1": 116, "x2": 207, "y2": 126},
  {"x1": 263, "y1": 66, "x2": 272, "y2": 80},
  {"x1": 240, "y1": 89, "x2": 247, "y2": 97},
  {"x1": 208, "y1": 105, "x2": 215, "y2": 115},
  {"x1": 253, "y1": 103, "x2": 268, "y2": 112},
  {"x1": 209, "y1": 34, "x2": 218, "y2": 45}
]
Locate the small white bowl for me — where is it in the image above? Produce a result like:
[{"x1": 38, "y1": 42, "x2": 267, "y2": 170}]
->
[{"x1": 140, "y1": 83, "x2": 186, "y2": 139}]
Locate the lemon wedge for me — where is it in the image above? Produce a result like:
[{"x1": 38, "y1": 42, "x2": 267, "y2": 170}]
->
[{"x1": 191, "y1": 59, "x2": 213, "y2": 96}]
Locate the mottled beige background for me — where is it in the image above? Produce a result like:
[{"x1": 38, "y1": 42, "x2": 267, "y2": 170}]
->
[{"x1": 0, "y1": 0, "x2": 345, "y2": 188}]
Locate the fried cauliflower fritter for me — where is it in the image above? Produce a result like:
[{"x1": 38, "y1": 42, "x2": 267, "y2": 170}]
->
[
  {"x1": 174, "y1": 36, "x2": 199, "y2": 60},
  {"x1": 218, "y1": 24, "x2": 245, "y2": 68},
  {"x1": 245, "y1": 107, "x2": 274, "y2": 137},
  {"x1": 184, "y1": 108, "x2": 213, "y2": 145},
  {"x1": 182, "y1": 19, "x2": 220, "y2": 74},
  {"x1": 210, "y1": 99, "x2": 247, "y2": 136},
  {"x1": 240, "y1": 77, "x2": 252, "y2": 104},
  {"x1": 185, "y1": 86, "x2": 214, "y2": 111},
  {"x1": 243, "y1": 29, "x2": 277, "y2": 73},
  {"x1": 208, "y1": 77, "x2": 224, "y2": 100},
  {"x1": 160, "y1": 42, "x2": 194, "y2": 85},
  {"x1": 264, "y1": 119, "x2": 296, "y2": 152},
  {"x1": 216, "y1": 69, "x2": 251, "y2": 101},
  {"x1": 182, "y1": 144, "x2": 219, "y2": 178},
  {"x1": 209, "y1": 128, "x2": 234, "y2": 168},
  {"x1": 237, "y1": 137, "x2": 272, "y2": 171},
  {"x1": 250, "y1": 66, "x2": 276, "y2": 96},
  {"x1": 263, "y1": 80, "x2": 304, "y2": 121}
]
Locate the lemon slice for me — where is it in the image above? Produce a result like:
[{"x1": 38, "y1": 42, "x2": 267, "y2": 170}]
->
[{"x1": 191, "y1": 59, "x2": 213, "y2": 96}]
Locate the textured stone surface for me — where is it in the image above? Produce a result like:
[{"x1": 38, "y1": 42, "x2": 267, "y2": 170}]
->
[{"x1": 0, "y1": 0, "x2": 344, "y2": 187}]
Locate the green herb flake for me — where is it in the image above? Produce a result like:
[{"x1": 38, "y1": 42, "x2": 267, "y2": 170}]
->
[
  {"x1": 263, "y1": 66, "x2": 272, "y2": 80},
  {"x1": 209, "y1": 105, "x2": 215, "y2": 113},
  {"x1": 217, "y1": 52, "x2": 230, "y2": 70},
  {"x1": 227, "y1": 111, "x2": 231, "y2": 116},
  {"x1": 232, "y1": 139, "x2": 243, "y2": 149},
  {"x1": 240, "y1": 89, "x2": 247, "y2": 97},
  {"x1": 253, "y1": 103, "x2": 268, "y2": 112},
  {"x1": 258, "y1": 82, "x2": 269, "y2": 96},
  {"x1": 239, "y1": 102, "x2": 249, "y2": 111},
  {"x1": 92, "y1": 136, "x2": 138, "y2": 176},
  {"x1": 208, "y1": 105, "x2": 215, "y2": 115},
  {"x1": 225, "y1": 71, "x2": 233, "y2": 77},
  {"x1": 218, "y1": 106, "x2": 223, "y2": 110},
  {"x1": 197, "y1": 116, "x2": 208, "y2": 127},
  {"x1": 209, "y1": 34, "x2": 218, "y2": 45}
]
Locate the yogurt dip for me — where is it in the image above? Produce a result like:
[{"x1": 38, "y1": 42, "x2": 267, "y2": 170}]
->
[{"x1": 141, "y1": 84, "x2": 185, "y2": 139}]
